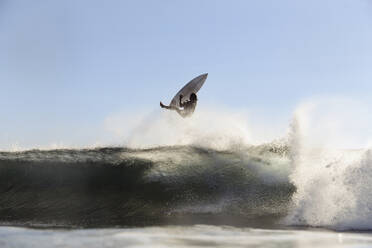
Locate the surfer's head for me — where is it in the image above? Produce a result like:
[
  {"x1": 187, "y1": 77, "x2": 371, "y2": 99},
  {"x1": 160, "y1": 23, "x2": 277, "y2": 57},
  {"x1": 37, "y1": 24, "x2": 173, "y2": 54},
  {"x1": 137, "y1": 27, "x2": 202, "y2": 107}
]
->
[{"x1": 190, "y1": 93, "x2": 197, "y2": 102}]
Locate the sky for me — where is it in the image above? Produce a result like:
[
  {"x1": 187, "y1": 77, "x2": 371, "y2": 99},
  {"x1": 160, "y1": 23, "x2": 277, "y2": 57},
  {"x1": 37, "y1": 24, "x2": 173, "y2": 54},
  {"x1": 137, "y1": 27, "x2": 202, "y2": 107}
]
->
[{"x1": 0, "y1": 0, "x2": 372, "y2": 150}]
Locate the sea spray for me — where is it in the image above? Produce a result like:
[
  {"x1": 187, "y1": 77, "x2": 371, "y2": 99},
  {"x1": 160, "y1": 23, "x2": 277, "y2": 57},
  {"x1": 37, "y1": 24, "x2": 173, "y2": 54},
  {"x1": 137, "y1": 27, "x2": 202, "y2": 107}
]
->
[
  {"x1": 104, "y1": 106, "x2": 287, "y2": 150},
  {"x1": 286, "y1": 97, "x2": 372, "y2": 230},
  {"x1": 105, "y1": 108, "x2": 253, "y2": 150}
]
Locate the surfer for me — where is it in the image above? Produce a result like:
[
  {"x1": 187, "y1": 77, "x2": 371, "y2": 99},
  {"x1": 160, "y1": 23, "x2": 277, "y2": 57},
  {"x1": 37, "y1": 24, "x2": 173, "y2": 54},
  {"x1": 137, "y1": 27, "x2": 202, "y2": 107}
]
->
[
  {"x1": 159, "y1": 73, "x2": 207, "y2": 118},
  {"x1": 160, "y1": 93, "x2": 197, "y2": 118}
]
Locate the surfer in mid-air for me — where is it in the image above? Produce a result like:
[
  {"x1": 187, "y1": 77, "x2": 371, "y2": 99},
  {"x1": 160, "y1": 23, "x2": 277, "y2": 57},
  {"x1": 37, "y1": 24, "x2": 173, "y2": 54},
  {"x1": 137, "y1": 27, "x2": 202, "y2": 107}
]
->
[
  {"x1": 160, "y1": 93, "x2": 197, "y2": 118},
  {"x1": 159, "y1": 73, "x2": 207, "y2": 118}
]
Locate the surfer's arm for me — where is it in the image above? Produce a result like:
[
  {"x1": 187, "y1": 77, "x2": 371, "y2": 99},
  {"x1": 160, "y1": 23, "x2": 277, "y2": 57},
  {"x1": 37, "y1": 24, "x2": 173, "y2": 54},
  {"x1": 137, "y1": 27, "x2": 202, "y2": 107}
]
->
[{"x1": 179, "y1": 95, "x2": 186, "y2": 108}]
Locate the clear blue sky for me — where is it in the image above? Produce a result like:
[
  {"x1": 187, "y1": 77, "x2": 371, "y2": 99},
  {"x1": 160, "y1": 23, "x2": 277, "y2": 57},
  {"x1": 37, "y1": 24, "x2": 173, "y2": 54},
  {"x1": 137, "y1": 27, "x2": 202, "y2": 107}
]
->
[{"x1": 1, "y1": 0, "x2": 372, "y2": 149}]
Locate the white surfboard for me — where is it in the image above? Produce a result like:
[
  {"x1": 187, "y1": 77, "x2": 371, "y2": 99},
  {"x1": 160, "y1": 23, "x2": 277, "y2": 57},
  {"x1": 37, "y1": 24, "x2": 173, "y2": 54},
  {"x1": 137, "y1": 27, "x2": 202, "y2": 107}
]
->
[{"x1": 169, "y1": 73, "x2": 208, "y2": 108}]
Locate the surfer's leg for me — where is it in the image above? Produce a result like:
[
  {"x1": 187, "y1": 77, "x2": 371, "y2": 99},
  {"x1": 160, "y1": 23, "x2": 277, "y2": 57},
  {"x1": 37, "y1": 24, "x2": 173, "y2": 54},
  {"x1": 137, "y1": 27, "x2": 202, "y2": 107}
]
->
[
  {"x1": 160, "y1": 102, "x2": 177, "y2": 110},
  {"x1": 160, "y1": 102, "x2": 170, "y2": 109},
  {"x1": 160, "y1": 102, "x2": 187, "y2": 117}
]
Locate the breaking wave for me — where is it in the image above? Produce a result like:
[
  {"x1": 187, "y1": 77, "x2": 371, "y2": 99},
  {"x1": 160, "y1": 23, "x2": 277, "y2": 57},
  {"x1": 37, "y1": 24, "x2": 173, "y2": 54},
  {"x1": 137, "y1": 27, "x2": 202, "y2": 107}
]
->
[
  {"x1": 286, "y1": 98, "x2": 372, "y2": 231},
  {"x1": 3, "y1": 98, "x2": 372, "y2": 231},
  {"x1": 0, "y1": 144, "x2": 293, "y2": 228}
]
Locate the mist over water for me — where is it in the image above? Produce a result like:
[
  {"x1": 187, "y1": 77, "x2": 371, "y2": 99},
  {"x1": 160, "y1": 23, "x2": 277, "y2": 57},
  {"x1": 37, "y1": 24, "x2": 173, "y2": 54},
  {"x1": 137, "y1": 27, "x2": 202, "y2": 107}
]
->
[{"x1": 105, "y1": 107, "x2": 259, "y2": 150}]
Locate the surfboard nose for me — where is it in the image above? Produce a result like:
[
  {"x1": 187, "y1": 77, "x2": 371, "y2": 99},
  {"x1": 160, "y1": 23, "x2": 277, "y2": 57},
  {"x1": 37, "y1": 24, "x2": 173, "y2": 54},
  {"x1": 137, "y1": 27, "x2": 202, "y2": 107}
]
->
[
  {"x1": 199, "y1": 73, "x2": 208, "y2": 83},
  {"x1": 194, "y1": 73, "x2": 208, "y2": 82}
]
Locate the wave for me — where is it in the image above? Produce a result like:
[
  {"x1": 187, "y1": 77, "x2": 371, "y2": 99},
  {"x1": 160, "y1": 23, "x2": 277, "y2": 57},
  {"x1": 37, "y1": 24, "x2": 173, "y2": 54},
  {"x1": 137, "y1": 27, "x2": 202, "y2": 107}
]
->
[
  {"x1": 285, "y1": 98, "x2": 372, "y2": 231},
  {"x1": 3, "y1": 98, "x2": 372, "y2": 231},
  {"x1": 0, "y1": 144, "x2": 293, "y2": 228}
]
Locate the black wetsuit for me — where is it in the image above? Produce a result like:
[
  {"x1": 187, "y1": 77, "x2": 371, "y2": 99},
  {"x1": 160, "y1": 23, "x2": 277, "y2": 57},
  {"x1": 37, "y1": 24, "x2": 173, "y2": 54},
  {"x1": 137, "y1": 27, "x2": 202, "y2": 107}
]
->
[
  {"x1": 160, "y1": 96, "x2": 197, "y2": 118},
  {"x1": 178, "y1": 100, "x2": 197, "y2": 118}
]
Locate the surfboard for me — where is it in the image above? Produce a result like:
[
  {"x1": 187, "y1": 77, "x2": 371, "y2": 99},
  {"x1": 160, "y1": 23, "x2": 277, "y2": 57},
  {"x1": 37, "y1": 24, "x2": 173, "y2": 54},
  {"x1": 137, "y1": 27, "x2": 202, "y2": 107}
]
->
[{"x1": 169, "y1": 73, "x2": 208, "y2": 108}]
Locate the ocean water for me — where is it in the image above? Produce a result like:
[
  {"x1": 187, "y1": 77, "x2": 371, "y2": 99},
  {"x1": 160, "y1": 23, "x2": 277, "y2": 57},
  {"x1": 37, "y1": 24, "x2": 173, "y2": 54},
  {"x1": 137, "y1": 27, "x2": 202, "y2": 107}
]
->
[
  {"x1": 2, "y1": 101, "x2": 372, "y2": 247},
  {"x1": 0, "y1": 145, "x2": 293, "y2": 227},
  {"x1": 0, "y1": 144, "x2": 372, "y2": 247},
  {"x1": 2, "y1": 225, "x2": 372, "y2": 248}
]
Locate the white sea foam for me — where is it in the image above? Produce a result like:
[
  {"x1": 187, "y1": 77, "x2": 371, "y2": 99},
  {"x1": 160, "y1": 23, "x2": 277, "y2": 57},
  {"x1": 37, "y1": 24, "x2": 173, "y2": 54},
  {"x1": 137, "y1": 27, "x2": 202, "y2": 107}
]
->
[{"x1": 286, "y1": 97, "x2": 372, "y2": 230}]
